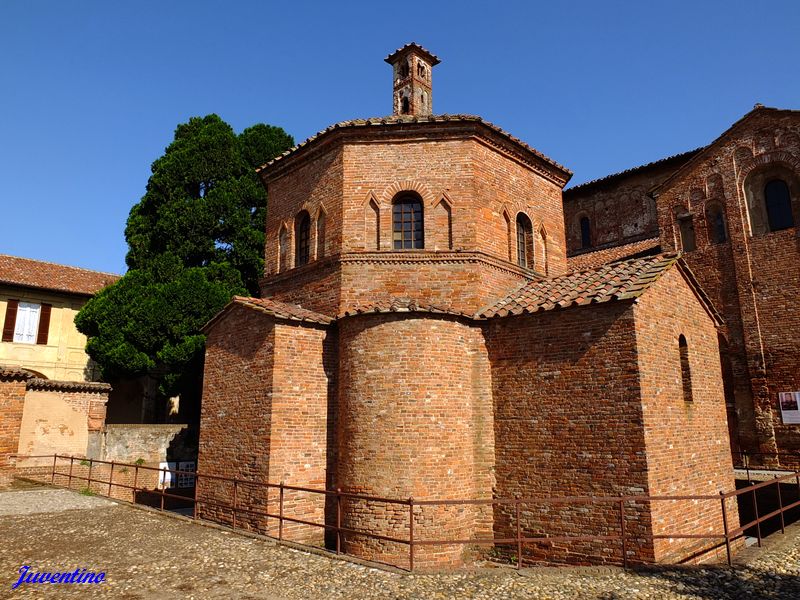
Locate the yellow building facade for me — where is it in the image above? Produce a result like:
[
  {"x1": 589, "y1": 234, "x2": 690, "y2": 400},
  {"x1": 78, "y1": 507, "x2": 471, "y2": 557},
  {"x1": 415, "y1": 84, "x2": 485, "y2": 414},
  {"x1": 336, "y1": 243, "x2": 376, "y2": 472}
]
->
[{"x1": 0, "y1": 254, "x2": 119, "y2": 381}]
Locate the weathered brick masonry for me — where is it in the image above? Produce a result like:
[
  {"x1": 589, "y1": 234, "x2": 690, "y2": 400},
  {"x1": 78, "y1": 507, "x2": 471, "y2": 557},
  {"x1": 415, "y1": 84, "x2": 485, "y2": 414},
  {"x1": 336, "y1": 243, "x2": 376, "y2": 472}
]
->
[
  {"x1": 197, "y1": 44, "x2": 739, "y2": 568},
  {"x1": 565, "y1": 106, "x2": 800, "y2": 462}
]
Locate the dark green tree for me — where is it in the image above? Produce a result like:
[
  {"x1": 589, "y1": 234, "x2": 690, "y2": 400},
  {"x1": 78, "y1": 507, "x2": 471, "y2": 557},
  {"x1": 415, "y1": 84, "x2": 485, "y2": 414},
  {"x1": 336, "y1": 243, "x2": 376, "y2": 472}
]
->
[
  {"x1": 76, "y1": 115, "x2": 293, "y2": 403},
  {"x1": 125, "y1": 115, "x2": 293, "y2": 294}
]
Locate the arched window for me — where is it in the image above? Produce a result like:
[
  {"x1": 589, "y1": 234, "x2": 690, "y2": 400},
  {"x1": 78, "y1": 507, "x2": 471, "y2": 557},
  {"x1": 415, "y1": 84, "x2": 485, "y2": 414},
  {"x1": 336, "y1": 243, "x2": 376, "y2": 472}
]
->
[
  {"x1": 316, "y1": 211, "x2": 326, "y2": 259},
  {"x1": 400, "y1": 95, "x2": 410, "y2": 115},
  {"x1": 399, "y1": 60, "x2": 410, "y2": 78},
  {"x1": 706, "y1": 204, "x2": 727, "y2": 244},
  {"x1": 676, "y1": 208, "x2": 696, "y2": 252},
  {"x1": 579, "y1": 216, "x2": 592, "y2": 249},
  {"x1": 764, "y1": 179, "x2": 794, "y2": 231},
  {"x1": 392, "y1": 193, "x2": 424, "y2": 249},
  {"x1": 679, "y1": 335, "x2": 693, "y2": 403},
  {"x1": 516, "y1": 213, "x2": 533, "y2": 268},
  {"x1": 295, "y1": 210, "x2": 311, "y2": 267}
]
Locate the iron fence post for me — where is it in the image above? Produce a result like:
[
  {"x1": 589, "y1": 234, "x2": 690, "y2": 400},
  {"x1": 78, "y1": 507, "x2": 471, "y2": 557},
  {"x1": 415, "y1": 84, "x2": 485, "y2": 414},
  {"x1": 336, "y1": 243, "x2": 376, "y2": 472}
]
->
[
  {"x1": 279, "y1": 481, "x2": 284, "y2": 541},
  {"x1": 619, "y1": 498, "x2": 627, "y2": 569},
  {"x1": 752, "y1": 488, "x2": 761, "y2": 546},
  {"x1": 409, "y1": 497, "x2": 414, "y2": 572},
  {"x1": 51, "y1": 454, "x2": 56, "y2": 484},
  {"x1": 516, "y1": 499, "x2": 522, "y2": 570},
  {"x1": 336, "y1": 488, "x2": 342, "y2": 555},
  {"x1": 108, "y1": 461, "x2": 115, "y2": 497},
  {"x1": 160, "y1": 465, "x2": 166, "y2": 512},
  {"x1": 133, "y1": 464, "x2": 139, "y2": 503},
  {"x1": 87, "y1": 459, "x2": 93, "y2": 493},
  {"x1": 232, "y1": 479, "x2": 237, "y2": 530},
  {"x1": 720, "y1": 491, "x2": 732, "y2": 567},
  {"x1": 744, "y1": 451, "x2": 750, "y2": 481},
  {"x1": 68, "y1": 456, "x2": 73, "y2": 489},
  {"x1": 776, "y1": 476, "x2": 785, "y2": 534}
]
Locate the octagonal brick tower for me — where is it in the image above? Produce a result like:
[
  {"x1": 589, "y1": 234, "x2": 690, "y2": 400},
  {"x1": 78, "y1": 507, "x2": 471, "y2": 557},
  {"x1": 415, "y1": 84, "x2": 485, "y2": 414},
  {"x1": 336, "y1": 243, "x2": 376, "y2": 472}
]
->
[{"x1": 256, "y1": 45, "x2": 572, "y2": 319}]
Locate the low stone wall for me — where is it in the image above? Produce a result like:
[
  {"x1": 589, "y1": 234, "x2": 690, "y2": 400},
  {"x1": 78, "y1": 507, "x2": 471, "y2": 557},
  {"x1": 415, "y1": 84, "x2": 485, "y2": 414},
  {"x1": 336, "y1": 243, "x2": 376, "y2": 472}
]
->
[{"x1": 101, "y1": 424, "x2": 193, "y2": 464}]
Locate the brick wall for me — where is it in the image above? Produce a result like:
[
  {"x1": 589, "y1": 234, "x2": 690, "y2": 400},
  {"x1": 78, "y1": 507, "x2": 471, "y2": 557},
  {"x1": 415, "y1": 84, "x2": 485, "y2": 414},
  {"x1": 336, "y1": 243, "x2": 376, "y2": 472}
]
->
[
  {"x1": 337, "y1": 313, "x2": 494, "y2": 568},
  {"x1": 655, "y1": 109, "x2": 800, "y2": 460},
  {"x1": 0, "y1": 374, "x2": 28, "y2": 488},
  {"x1": 197, "y1": 304, "x2": 335, "y2": 545},
  {"x1": 485, "y1": 301, "x2": 654, "y2": 564},
  {"x1": 634, "y1": 266, "x2": 738, "y2": 561}
]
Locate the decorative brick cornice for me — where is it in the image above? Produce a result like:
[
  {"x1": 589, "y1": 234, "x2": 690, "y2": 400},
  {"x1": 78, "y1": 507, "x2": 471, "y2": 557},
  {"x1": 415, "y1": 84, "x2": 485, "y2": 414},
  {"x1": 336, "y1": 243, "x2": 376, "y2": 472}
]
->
[
  {"x1": 257, "y1": 116, "x2": 571, "y2": 187},
  {"x1": 26, "y1": 378, "x2": 112, "y2": 394}
]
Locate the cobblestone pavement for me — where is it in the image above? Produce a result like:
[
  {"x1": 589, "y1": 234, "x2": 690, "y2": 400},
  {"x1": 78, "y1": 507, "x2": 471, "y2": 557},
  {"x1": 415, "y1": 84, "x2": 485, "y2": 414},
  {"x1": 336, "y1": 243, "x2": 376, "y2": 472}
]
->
[{"x1": 1, "y1": 488, "x2": 799, "y2": 599}]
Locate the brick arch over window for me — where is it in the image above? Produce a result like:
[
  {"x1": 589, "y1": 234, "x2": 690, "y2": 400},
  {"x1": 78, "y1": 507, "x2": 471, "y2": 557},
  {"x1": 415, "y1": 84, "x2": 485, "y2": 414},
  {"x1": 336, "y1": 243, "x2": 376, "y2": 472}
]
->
[
  {"x1": 381, "y1": 180, "x2": 435, "y2": 207},
  {"x1": 392, "y1": 192, "x2": 424, "y2": 250},
  {"x1": 740, "y1": 155, "x2": 800, "y2": 235},
  {"x1": 294, "y1": 210, "x2": 311, "y2": 267},
  {"x1": 515, "y1": 212, "x2": 533, "y2": 268}
]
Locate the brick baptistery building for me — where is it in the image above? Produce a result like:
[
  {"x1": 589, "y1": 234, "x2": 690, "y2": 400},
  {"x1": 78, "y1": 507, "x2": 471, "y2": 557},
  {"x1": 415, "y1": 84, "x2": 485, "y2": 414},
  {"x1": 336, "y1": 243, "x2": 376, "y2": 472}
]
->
[{"x1": 197, "y1": 45, "x2": 739, "y2": 568}]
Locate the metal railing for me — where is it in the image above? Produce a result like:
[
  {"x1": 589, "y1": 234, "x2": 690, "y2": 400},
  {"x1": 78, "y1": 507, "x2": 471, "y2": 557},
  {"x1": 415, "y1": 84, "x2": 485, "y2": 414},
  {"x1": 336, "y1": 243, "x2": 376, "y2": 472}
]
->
[{"x1": 10, "y1": 454, "x2": 800, "y2": 571}]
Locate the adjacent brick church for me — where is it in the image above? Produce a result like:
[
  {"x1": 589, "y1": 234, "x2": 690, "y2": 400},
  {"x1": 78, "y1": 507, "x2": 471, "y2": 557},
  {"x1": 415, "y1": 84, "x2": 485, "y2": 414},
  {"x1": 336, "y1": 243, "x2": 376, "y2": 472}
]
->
[
  {"x1": 196, "y1": 44, "x2": 739, "y2": 567},
  {"x1": 564, "y1": 105, "x2": 800, "y2": 465}
]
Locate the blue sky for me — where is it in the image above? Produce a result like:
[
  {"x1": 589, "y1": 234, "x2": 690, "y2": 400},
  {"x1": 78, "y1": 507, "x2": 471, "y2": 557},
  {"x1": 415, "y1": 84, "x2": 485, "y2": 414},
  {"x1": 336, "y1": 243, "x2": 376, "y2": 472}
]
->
[{"x1": 2, "y1": 1, "x2": 799, "y2": 274}]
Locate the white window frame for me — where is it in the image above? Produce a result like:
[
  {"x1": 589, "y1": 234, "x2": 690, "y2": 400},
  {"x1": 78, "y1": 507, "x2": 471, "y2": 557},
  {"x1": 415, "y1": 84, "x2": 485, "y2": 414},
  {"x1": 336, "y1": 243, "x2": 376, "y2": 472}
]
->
[{"x1": 13, "y1": 301, "x2": 41, "y2": 344}]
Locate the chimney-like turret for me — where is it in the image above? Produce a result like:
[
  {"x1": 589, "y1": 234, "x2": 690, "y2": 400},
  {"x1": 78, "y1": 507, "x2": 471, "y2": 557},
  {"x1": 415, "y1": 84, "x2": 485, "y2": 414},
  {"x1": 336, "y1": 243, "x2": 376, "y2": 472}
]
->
[{"x1": 385, "y1": 43, "x2": 440, "y2": 117}]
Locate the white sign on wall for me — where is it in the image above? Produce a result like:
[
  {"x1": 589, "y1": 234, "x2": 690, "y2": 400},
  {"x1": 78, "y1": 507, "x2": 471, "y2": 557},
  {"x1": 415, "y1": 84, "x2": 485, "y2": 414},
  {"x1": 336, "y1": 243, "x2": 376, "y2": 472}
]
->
[{"x1": 778, "y1": 392, "x2": 800, "y2": 425}]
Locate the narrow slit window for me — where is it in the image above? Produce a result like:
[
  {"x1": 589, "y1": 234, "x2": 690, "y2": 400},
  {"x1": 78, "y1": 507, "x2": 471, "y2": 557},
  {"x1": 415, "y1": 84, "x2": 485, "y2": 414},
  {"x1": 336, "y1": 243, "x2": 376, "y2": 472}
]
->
[
  {"x1": 516, "y1": 213, "x2": 533, "y2": 268},
  {"x1": 679, "y1": 334, "x2": 693, "y2": 403}
]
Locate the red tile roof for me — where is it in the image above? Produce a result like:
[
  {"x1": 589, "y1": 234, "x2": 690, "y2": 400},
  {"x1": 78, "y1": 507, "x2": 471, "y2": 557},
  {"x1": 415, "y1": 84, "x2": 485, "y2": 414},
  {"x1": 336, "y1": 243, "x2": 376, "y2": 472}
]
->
[
  {"x1": 480, "y1": 254, "x2": 695, "y2": 318},
  {"x1": 203, "y1": 296, "x2": 334, "y2": 332},
  {"x1": 27, "y1": 378, "x2": 111, "y2": 393},
  {"x1": 339, "y1": 299, "x2": 473, "y2": 320},
  {"x1": 384, "y1": 42, "x2": 441, "y2": 66},
  {"x1": 0, "y1": 365, "x2": 36, "y2": 381},
  {"x1": 256, "y1": 114, "x2": 571, "y2": 182},
  {"x1": 0, "y1": 254, "x2": 120, "y2": 296},
  {"x1": 563, "y1": 148, "x2": 702, "y2": 195}
]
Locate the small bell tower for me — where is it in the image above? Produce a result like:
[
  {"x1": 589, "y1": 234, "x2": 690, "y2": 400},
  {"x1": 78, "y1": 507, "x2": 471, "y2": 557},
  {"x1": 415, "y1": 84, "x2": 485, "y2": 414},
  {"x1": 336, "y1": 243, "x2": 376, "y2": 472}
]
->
[{"x1": 385, "y1": 43, "x2": 440, "y2": 117}]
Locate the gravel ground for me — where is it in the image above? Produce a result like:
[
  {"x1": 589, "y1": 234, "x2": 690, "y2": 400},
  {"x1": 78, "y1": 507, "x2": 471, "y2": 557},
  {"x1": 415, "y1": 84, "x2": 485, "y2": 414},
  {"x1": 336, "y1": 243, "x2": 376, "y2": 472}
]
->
[{"x1": 1, "y1": 487, "x2": 799, "y2": 599}]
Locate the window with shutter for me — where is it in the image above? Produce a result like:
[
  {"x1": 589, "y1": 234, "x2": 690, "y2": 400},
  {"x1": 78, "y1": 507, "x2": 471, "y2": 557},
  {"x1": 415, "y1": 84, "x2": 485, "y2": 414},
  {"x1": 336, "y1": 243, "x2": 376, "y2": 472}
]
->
[{"x1": 13, "y1": 302, "x2": 41, "y2": 344}]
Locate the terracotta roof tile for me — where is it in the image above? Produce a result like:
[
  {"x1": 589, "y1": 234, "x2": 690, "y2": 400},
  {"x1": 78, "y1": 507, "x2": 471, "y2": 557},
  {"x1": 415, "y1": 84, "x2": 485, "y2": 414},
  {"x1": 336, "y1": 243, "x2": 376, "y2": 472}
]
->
[
  {"x1": 232, "y1": 296, "x2": 334, "y2": 324},
  {"x1": 256, "y1": 114, "x2": 571, "y2": 180},
  {"x1": 564, "y1": 148, "x2": 703, "y2": 195},
  {"x1": 339, "y1": 299, "x2": 473, "y2": 320},
  {"x1": 479, "y1": 254, "x2": 680, "y2": 318},
  {"x1": 384, "y1": 42, "x2": 441, "y2": 66},
  {"x1": 0, "y1": 365, "x2": 36, "y2": 381},
  {"x1": 26, "y1": 378, "x2": 111, "y2": 393},
  {"x1": 203, "y1": 296, "x2": 334, "y2": 332},
  {"x1": 0, "y1": 254, "x2": 120, "y2": 296}
]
